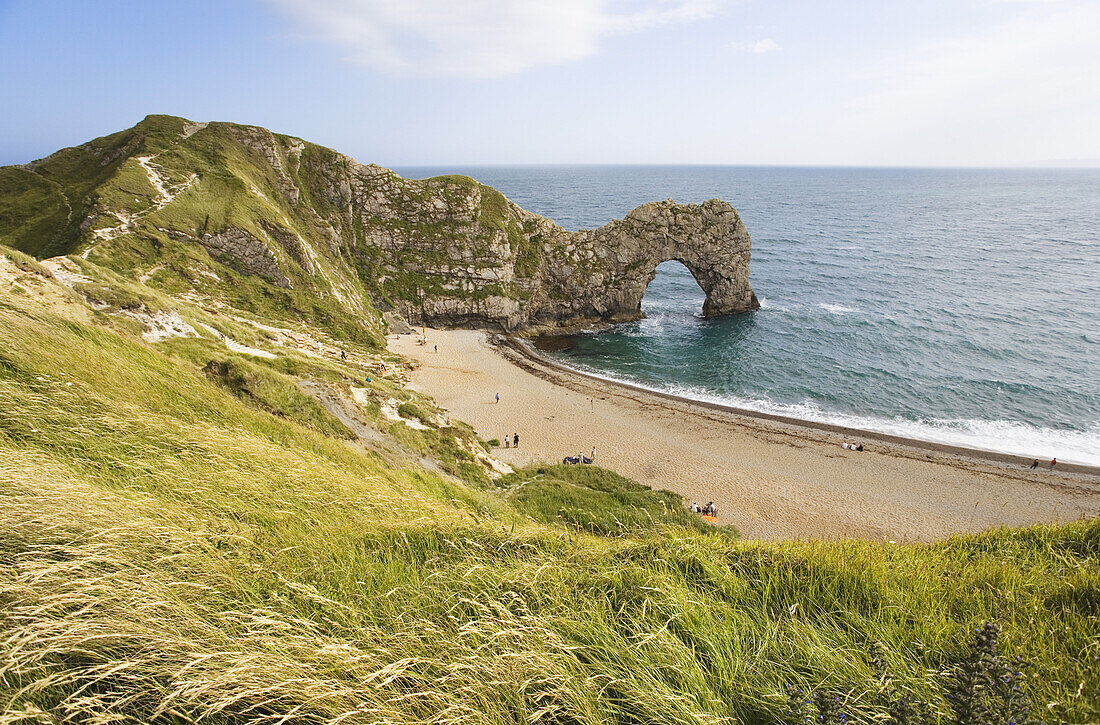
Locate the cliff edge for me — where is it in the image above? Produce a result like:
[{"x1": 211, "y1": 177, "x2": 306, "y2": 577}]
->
[{"x1": 0, "y1": 115, "x2": 758, "y2": 333}]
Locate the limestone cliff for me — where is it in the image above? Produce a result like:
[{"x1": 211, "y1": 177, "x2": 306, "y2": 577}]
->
[{"x1": 0, "y1": 115, "x2": 758, "y2": 335}]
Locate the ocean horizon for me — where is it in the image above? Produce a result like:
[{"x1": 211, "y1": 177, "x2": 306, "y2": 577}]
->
[{"x1": 397, "y1": 165, "x2": 1100, "y2": 465}]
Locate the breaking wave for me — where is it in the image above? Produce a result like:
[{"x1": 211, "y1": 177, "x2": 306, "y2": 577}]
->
[{"x1": 553, "y1": 361, "x2": 1100, "y2": 466}]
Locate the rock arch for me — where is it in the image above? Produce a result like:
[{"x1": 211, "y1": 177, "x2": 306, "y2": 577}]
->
[
  {"x1": 638, "y1": 259, "x2": 711, "y2": 316},
  {"x1": 529, "y1": 198, "x2": 760, "y2": 329}
]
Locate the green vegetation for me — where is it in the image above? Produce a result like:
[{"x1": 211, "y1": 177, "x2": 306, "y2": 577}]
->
[
  {"x1": 202, "y1": 357, "x2": 352, "y2": 438},
  {"x1": 789, "y1": 622, "x2": 1045, "y2": 725},
  {"x1": 0, "y1": 115, "x2": 187, "y2": 257},
  {"x1": 500, "y1": 464, "x2": 733, "y2": 536},
  {"x1": 0, "y1": 115, "x2": 559, "y2": 338},
  {"x1": 397, "y1": 400, "x2": 434, "y2": 426},
  {"x1": 0, "y1": 167, "x2": 71, "y2": 257}
]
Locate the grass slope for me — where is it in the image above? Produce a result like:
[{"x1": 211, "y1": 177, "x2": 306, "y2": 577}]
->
[
  {"x1": 0, "y1": 116, "x2": 186, "y2": 258},
  {"x1": 0, "y1": 258, "x2": 1097, "y2": 723},
  {"x1": 0, "y1": 115, "x2": 557, "y2": 338},
  {"x1": 499, "y1": 464, "x2": 738, "y2": 536}
]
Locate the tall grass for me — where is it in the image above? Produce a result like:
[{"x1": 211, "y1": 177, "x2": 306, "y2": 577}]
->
[
  {"x1": 498, "y1": 464, "x2": 738, "y2": 536},
  {"x1": 1, "y1": 289, "x2": 1097, "y2": 723}
]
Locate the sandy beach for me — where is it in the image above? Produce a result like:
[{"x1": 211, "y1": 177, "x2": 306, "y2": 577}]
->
[{"x1": 389, "y1": 329, "x2": 1100, "y2": 541}]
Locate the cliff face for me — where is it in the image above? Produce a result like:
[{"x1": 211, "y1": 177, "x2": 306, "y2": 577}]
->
[{"x1": 0, "y1": 115, "x2": 758, "y2": 334}]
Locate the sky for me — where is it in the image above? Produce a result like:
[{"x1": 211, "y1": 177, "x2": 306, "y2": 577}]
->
[{"x1": 1, "y1": 0, "x2": 1099, "y2": 167}]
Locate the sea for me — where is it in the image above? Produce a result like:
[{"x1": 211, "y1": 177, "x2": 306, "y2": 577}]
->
[{"x1": 396, "y1": 166, "x2": 1100, "y2": 466}]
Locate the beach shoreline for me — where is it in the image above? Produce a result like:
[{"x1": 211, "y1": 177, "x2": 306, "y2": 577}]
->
[
  {"x1": 508, "y1": 336, "x2": 1100, "y2": 477},
  {"x1": 389, "y1": 329, "x2": 1099, "y2": 541}
]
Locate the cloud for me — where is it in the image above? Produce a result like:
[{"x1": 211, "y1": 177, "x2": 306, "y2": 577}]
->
[
  {"x1": 728, "y1": 38, "x2": 780, "y2": 54},
  {"x1": 265, "y1": 0, "x2": 720, "y2": 78},
  {"x1": 831, "y1": 1, "x2": 1100, "y2": 164}
]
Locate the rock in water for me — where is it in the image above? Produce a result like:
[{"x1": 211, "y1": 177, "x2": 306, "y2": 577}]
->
[{"x1": 531, "y1": 198, "x2": 759, "y2": 329}]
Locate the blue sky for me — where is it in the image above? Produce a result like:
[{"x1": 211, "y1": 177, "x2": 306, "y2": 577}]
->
[{"x1": 2, "y1": 0, "x2": 1098, "y2": 167}]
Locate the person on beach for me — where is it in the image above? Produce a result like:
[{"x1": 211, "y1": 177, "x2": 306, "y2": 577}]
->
[
  {"x1": 689, "y1": 502, "x2": 700, "y2": 513},
  {"x1": 513, "y1": 433, "x2": 519, "y2": 448},
  {"x1": 340, "y1": 349, "x2": 346, "y2": 361},
  {"x1": 591, "y1": 446, "x2": 596, "y2": 462},
  {"x1": 495, "y1": 392, "x2": 500, "y2": 404},
  {"x1": 856, "y1": 444, "x2": 863, "y2": 452},
  {"x1": 1050, "y1": 458, "x2": 1057, "y2": 469},
  {"x1": 1030, "y1": 459, "x2": 1039, "y2": 470},
  {"x1": 434, "y1": 344, "x2": 438, "y2": 353},
  {"x1": 504, "y1": 435, "x2": 509, "y2": 448}
]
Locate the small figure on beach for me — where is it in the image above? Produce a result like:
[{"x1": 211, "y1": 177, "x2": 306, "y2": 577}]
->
[
  {"x1": 1030, "y1": 459, "x2": 1039, "y2": 470},
  {"x1": 503, "y1": 434, "x2": 509, "y2": 448},
  {"x1": 1050, "y1": 458, "x2": 1057, "y2": 469},
  {"x1": 689, "y1": 502, "x2": 700, "y2": 513},
  {"x1": 340, "y1": 349, "x2": 347, "y2": 361},
  {"x1": 513, "y1": 433, "x2": 519, "y2": 448},
  {"x1": 495, "y1": 392, "x2": 500, "y2": 404},
  {"x1": 591, "y1": 446, "x2": 596, "y2": 462},
  {"x1": 434, "y1": 344, "x2": 438, "y2": 353},
  {"x1": 856, "y1": 443, "x2": 863, "y2": 452}
]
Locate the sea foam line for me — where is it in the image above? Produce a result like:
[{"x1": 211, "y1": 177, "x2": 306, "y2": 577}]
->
[{"x1": 552, "y1": 359, "x2": 1100, "y2": 466}]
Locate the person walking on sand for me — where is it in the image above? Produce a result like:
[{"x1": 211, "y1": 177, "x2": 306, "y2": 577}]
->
[
  {"x1": 513, "y1": 433, "x2": 519, "y2": 448},
  {"x1": 495, "y1": 392, "x2": 500, "y2": 404},
  {"x1": 1030, "y1": 459, "x2": 1039, "y2": 470},
  {"x1": 1050, "y1": 458, "x2": 1057, "y2": 469},
  {"x1": 590, "y1": 446, "x2": 596, "y2": 462}
]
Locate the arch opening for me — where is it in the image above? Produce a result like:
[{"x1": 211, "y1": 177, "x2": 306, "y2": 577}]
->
[{"x1": 641, "y1": 260, "x2": 707, "y2": 318}]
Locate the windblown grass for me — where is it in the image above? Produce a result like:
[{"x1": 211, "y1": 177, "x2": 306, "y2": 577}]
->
[
  {"x1": 499, "y1": 464, "x2": 737, "y2": 536},
  {"x1": 1, "y1": 287, "x2": 1097, "y2": 723}
]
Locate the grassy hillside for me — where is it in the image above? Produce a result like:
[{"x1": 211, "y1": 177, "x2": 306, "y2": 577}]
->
[
  {"x1": 0, "y1": 249, "x2": 1097, "y2": 723},
  {"x1": 0, "y1": 117, "x2": 187, "y2": 258},
  {"x1": 0, "y1": 115, "x2": 542, "y2": 342}
]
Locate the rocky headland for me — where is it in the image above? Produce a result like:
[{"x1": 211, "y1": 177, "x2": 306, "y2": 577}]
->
[{"x1": 0, "y1": 115, "x2": 758, "y2": 334}]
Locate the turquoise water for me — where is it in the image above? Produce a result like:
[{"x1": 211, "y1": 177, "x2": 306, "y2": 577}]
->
[{"x1": 398, "y1": 166, "x2": 1100, "y2": 465}]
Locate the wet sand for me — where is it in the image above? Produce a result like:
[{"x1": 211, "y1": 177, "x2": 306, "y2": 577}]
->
[{"x1": 389, "y1": 329, "x2": 1099, "y2": 541}]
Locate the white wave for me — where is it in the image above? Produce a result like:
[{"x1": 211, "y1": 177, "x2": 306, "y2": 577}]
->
[
  {"x1": 757, "y1": 296, "x2": 790, "y2": 312},
  {"x1": 818, "y1": 303, "x2": 859, "y2": 315},
  {"x1": 553, "y1": 361, "x2": 1100, "y2": 466},
  {"x1": 638, "y1": 315, "x2": 667, "y2": 335}
]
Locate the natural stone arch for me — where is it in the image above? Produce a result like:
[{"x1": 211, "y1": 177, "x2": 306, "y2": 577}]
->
[
  {"x1": 529, "y1": 198, "x2": 759, "y2": 328},
  {"x1": 637, "y1": 259, "x2": 710, "y2": 316}
]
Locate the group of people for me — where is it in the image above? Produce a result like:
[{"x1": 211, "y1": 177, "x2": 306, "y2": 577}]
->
[
  {"x1": 1030, "y1": 458, "x2": 1057, "y2": 470},
  {"x1": 563, "y1": 447, "x2": 596, "y2": 465},
  {"x1": 689, "y1": 501, "x2": 718, "y2": 517},
  {"x1": 841, "y1": 442, "x2": 864, "y2": 451},
  {"x1": 501, "y1": 433, "x2": 520, "y2": 448}
]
